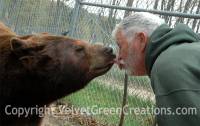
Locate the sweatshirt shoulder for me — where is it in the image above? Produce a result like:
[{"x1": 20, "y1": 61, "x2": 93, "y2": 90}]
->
[
  {"x1": 151, "y1": 42, "x2": 200, "y2": 96},
  {"x1": 152, "y1": 42, "x2": 200, "y2": 74}
]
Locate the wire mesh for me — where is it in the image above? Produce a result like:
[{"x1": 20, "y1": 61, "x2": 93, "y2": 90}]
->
[
  {"x1": 0, "y1": 0, "x2": 199, "y2": 126},
  {"x1": 0, "y1": 0, "x2": 75, "y2": 35},
  {"x1": 70, "y1": 3, "x2": 156, "y2": 125}
]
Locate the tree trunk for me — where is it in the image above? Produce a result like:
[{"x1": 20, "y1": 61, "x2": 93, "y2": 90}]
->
[
  {"x1": 192, "y1": 0, "x2": 200, "y2": 30},
  {"x1": 178, "y1": 0, "x2": 192, "y2": 23},
  {"x1": 168, "y1": 0, "x2": 175, "y2": 26},
  {"x1": 124, "y1": 0, "x2": 134, "y2": 18},
  {"x1": 186, "y1": 0, "x2": 197, "y2": 25},
  {"x1": 196, "y1": 20, "x2": 200, "y2": 33},
  {"x1": 164, "y1": 0, "x2": 173, "y2": 23},
  {"x1": 175, "y1": 0, "x2": 183, "y2": 24},
  {"x1": 153, "y1": 0, "x2": 160, "y2": 9},
  {"x1": 108, "y1": 0, "x2": 116, "y2": 20},
  {"x1": 7, "y1": 0, "x2": 17, "y2": 21},
  {"x1": 160, "y1": 0, "x2": 166, "y2": 18},
  {"x1": 113, "y1": 0, "x2": 121, "y2": 19},
  {"x1": 161, "y1": 0, "x2": 166, "y2": 10},
  {"x1": 108, "y1": 0, "x2": 119, "y2": 33},
  {"x1": 53, "y1": 0, "x2": 61, "y2": 27}
]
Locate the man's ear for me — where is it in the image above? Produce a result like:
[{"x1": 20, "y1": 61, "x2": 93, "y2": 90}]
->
[
  {"x1": 10, "y1": 37, "x2": 27, "y2": 50},
  {"x1": 136, "y1": 32, "x2": 148, "y2": 52}
]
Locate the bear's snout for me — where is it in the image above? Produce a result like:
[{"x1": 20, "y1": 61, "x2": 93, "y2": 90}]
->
[
  {"x1": 103, "y1": 47, "x2": 113, "y2": 55},
  {"x1": 102, "y1": 46, "x2": 116, "y2": 62},
  {"x1": 87, "y1": 45, "x2": 116, "y2": 79}
]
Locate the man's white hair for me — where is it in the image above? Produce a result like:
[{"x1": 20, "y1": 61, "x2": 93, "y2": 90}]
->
[{"x1": 112, "y1": 12, "x2": 165, "y2": 42}]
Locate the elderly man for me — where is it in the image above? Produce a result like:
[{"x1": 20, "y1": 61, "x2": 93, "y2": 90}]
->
[{"x1": 113, "y1": 12, "x2": 200, "y2": 125}]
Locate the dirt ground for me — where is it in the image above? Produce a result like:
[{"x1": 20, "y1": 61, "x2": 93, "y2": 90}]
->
[
  {"x1": 42, "y1": 114, "x2": 81, "y2": 126},
  {"x1": 40, "y1": 103, "x2": 109, "y2": 126}
]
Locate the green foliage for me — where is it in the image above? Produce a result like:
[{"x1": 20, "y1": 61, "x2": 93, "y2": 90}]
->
[{"x1": 0, "y1": 0, "x2": 72, "y2": 34}]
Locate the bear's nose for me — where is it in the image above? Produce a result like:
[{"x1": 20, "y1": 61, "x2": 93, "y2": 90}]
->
[{"x1": 103, "y1": 47, "x2": 113, "y2": 54}]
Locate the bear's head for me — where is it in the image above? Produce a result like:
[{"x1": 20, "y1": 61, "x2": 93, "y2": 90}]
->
[{"x1": 2, "y1": 33, "x2": 115, "y2": 104}]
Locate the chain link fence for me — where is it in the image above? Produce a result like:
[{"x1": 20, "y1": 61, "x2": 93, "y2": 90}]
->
[{"x1": 0, "y1": 0, "x2": 200, "y2": 126}]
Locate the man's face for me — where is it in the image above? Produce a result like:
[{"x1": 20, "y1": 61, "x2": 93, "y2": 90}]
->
[{"x1": 115, "y1": 30, "x2": 147, "y2": 76}]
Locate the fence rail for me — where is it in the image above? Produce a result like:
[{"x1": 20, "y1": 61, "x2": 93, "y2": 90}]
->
[{"x1": 80, "y1": 1, "x2": 200, "y2": 19}]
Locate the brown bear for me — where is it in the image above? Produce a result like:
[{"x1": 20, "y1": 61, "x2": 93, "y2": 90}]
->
[{"x1": 0, "y1": 22, "x2": 116, "y2": 126}]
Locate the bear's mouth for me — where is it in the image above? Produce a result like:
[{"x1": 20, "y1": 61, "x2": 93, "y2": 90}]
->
[{"x1": 93, "y1": 61, "x2": 114, "y2": 75}]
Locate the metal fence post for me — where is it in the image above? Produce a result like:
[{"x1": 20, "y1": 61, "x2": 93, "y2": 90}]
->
[
  {"x1": 69, "y1": 0, "x2": 82, "y2": 37},
  {"x1": 80, "y1": 1, "x2": 200, "y2": 19},
  {"x1": 119, "y1": 73, "x2": 129, "y2": 126}
]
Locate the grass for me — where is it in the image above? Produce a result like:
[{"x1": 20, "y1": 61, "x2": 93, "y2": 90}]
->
[
  {"x1": 103, "y1": 66, "x2": 151, "y2": 90},
  {"x1": 64, "y1": 80, "x2": 154, "y2": 126}
]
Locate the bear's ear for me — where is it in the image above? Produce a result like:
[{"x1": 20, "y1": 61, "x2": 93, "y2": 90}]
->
[{"x1": 10, "y1": 37, "x2": 27, "y2": 50}]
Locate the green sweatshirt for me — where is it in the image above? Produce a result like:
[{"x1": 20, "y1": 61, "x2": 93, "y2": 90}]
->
[{"x1": 145, "y1": 24, "x2": 200, "y2": 126}]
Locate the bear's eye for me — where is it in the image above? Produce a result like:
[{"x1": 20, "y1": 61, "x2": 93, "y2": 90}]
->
[{"x1": 74, "y1": 45, "x2": 85, "y2": 52}]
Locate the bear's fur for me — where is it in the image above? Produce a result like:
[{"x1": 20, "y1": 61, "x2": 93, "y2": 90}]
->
[{"x1": 0, "y1": 22, "x2": 115, "y2": 126}]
